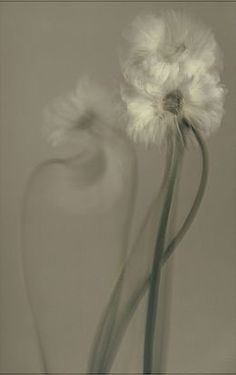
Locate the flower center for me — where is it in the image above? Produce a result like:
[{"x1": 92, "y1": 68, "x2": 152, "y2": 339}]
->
[
  {"x1": 163, "y1": 89, "x2": 183, "y2": 115},
  {"x1": 75, "y1": 110, "x2": 95, "y2": 130}
]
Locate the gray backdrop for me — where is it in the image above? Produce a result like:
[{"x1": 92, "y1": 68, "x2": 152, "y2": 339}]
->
[{"x1": 0, "y1": 1, "x2": 235, "y2": 373}]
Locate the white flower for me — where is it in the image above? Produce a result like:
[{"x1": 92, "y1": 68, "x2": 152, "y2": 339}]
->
[
  {"x1": 120, "y1": 11, "x2": 226, "y2": 146},
  {"x1": 43, "y1": 78, "x2": 116, "y2": 146},
  {"x1": 122, "y1": 11, "x2": 222, "y2": 89},
  {"x1": 121, "y1": 72, "x2": 225, "y2": 147}
]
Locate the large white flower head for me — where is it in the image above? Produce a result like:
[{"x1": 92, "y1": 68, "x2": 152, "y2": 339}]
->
[
  {"x1": 121, "y1": 73, "x2": 225, "y2": 147},
  {"x1": 43, "y1": 77, "x2": 116, "y2": 146},
  {"x1": 120, "y1": 11, "x2": 226, "y2": 146}
]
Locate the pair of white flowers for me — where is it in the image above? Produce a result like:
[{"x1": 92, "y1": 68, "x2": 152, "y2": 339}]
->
[
  {"x1": 121, "y1": 11, "x2": 225, "y2": 146},
  {"x1": 45, "y1": 11, "x2": 226, "y2": 147}
]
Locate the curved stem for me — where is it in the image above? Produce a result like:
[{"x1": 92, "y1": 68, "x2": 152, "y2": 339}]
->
[
  {"x1": 102, "y1": 126, "x2": 208, "y2": 373},
  {"x1": 88, "y1": 143, "x2": 174, "y2": 373},
  {"x1": 20, "y1": 161, "x2": 56, "y2": 374},
  {"x1": 143, "y1": 133, "x2": 184, "y2": 374},
  {"x1": 102, "y1": 279, "x2": 150, "y2": 373},
  {"x1": 88, "y1": 151, "x2": 137, "y2": 373},
  {"x1": 88, "y1": 271, "x2": 125, "y2": 373},
  {"x1": 162, "y1": 124, "x2": 208, "y2": 264},
  {"x1": 90, "y1": 126, "x2": 208, "y2": 374}
]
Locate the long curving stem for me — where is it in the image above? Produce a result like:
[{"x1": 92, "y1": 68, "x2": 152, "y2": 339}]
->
[
  {"x1": 89, "y1": 125, "x2": 208, "y2": 374},
  {"x1": 162, "y1": 122, "x2": 208, "y2": 264},
  {"x1": 20, "y1": 162, "x2": 54, "y2": 374},
  {"x1": 103, "y1": 125, "x2": 207, "y2": 373},
  {"x1": 143, "y1": 130, "x2": 184, "y2": 374},
  {"x1": 88, "y1": 139, "x2": 175, "y2": 374},
  {"x1": 99, "y1": 133, "x2": 183, "y2": 374}
]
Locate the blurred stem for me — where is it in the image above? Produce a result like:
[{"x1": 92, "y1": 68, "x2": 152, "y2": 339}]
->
[{"x1": 20, "y1": 162, "x2": 53, "y2": 374}]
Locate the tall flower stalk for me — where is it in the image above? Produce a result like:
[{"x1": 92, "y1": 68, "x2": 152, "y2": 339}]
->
[
  {"x1": 21, "y1": 11, "x2": 225, "y2": 374},
  {"x1": 119, "y1": 11, "x2": 225, "y2": 374},
  {"x1": 88, "y1": 120, "x2": 208, "y2": 373},
  {"x1": 88, "y1": 8, "x2": 225, "y2": 370},
  {"x1": 143, "y1": 124, "x2": 185, "y2": 373}
]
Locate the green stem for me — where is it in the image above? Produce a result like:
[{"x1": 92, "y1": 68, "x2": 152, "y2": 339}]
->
[
  {"x1": 88, "y1": 271, "x2": 124, "y2": 373},
  {"x1": 162, "y1": 122, "x2": 208, "y2": 264},
  {"x1": 88, "y1": 144, "x2": 174, "y2": 374},
  {"x1": 89, "y1": 125, "x2": 208, "y2": 374},
  {"x1": 101, "y1": 126, "x2": 208, "y2": 374},
  {"x1": 143, "y1": 132, "x2": 184, "y2": 374}
]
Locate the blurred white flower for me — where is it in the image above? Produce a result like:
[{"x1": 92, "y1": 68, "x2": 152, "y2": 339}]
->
[
  {"x1": 121, "y1": 72, "x2": 225, "y2": 147},
  {"x1": 43, "y1": 78, "x2": 116, "y2": 146},
  {"x1": 122, "y1": 11, "x2": 222, "y2": 89},
  {"x1": 120, "y1": 11, "x2": 226, "y2": 146}
]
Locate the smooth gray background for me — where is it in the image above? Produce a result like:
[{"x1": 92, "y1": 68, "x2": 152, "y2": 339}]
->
[{"x1": 0, "y1": 2, "x2": 235, "y2": 373}]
